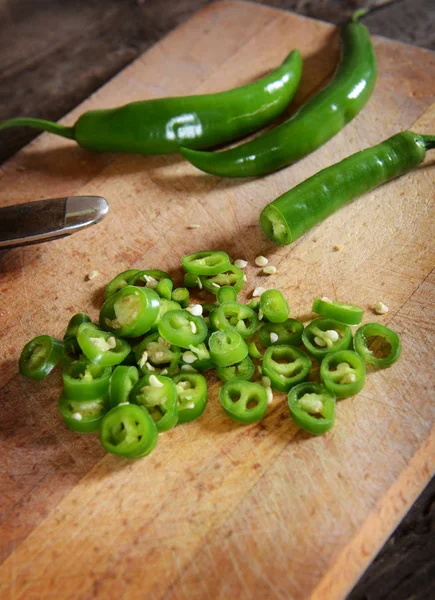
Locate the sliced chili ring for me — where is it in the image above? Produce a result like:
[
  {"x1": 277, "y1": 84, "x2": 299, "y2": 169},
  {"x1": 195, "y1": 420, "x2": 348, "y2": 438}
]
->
[
  {"x1": 62, "y1": 359, "x2": 112, "y2": 401},
  {"x1": 181, "y1": 250, "x2": 231, "y2": 276},
  {"x1": 100, "y1": 404, "x2": 158, "y2": 458},
  {"x1": 320, "y1": 350, "x2": 366, "y2": 398},
  {"x1": 100, "y1": 285, "x2": 160, "y2": 338},
  {"x1": 210, "y1": 302, "x2": 259, "y2": 339},
  {"x1": 173, "y1": 373, "x2": 208, "y2": 424},
  {"x1": 63, "y1": 313, "x2": 92, "y2": 339},
  {"x1": 105, "y1": 269, "x2": 140, "y2": 299},
  {"x1": 216, "y1": 285, "x2": 238, "y2": 304},
  {"x1": 158, "y1": 310, "x2": 208, "y2": 348},
  {"x1": 262, "y1": 344, "x2": 311, "y2": 392},
  {"x1": 302, "y1": 317, "x2": 352, "y2": 361},
  {"x1": 209, "y1": 330, "x2": 248, "y2": 367},
  {"x1": 219, "y1": 380, "x2": 268, "y2": 424},
  {"x1": 59, "y1": 393, "x2": 107, "y2": 434},
  {"x1": 19, "y1": 335, "x2": 64, "y2": 381},
  {"x1": 354, "y1": 322, "x2": 402, "y2": 367},
  {"x1": 200, "y1": 264, "x2": 244, "y2": 295},
  {"x1": 259, "y1": 318, "x2": 304, "y2": 347},
  {"x1": 312, "y1": 297, "x2": 364, "y2": 325},
  {"x1": 77, "y1": 323, "x2": 131, "y2": 366},
  {"x1": 135, "y1": 332, "x2": 181, "y2": 376},
  {"x1": 288, "y1": 382, "x2": 336, "y2": 435},
  {"x1": 131, "y1": 374, "x2": 178, "y2": 432},
  {"x1": 216, "y1": 356, "x2": 255, "y2": 383},
  {"x1": 260, "y1": 289, "x2": 289, "y2": 323},
  {"x1": 108, "y1": 365, "x2": 139, "y2": 408}
]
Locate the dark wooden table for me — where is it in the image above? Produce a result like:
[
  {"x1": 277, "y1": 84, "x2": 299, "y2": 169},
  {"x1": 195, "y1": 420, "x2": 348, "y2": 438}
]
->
[{"x1": 1, "y1": 1, "x2": 434, "y2": 598}]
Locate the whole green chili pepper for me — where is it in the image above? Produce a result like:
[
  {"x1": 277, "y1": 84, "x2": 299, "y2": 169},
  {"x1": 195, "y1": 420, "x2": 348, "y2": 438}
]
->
[
  {"x1": 180, "y1": 13, "x2": 376, "y2": 177},
  {"x1": 0, "y1": 51, "x2": 302, "y2": 154},
  {"x1": 261, "y1": 131, "x2": 435, "y2": 245}
]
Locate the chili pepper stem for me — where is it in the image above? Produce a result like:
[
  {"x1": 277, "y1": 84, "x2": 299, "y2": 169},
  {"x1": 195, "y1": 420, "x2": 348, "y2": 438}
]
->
[
  {"x1": 421, "y1": 135, "x2": 435, "y2": 150},
  {"x1": 0, "y1": 117, "x2": 76, "y2": 140}
]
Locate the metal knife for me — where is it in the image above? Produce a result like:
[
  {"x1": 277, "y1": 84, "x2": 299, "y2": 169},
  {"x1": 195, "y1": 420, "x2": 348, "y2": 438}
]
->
[{"x1": 0, "y1": 196, "x2": 109, "y2": 249}]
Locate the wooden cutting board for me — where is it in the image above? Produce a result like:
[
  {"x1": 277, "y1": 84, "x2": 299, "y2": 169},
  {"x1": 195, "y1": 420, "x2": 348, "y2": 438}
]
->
[{"x1": 0, "y1": 1, "x2": 434, "y2": 598}]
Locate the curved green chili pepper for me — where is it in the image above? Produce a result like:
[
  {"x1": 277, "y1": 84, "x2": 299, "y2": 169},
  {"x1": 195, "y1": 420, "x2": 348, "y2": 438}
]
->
[
  {"x1": 302, "y1": 318, "x2": 352, "y2": 361},
  {"x1": 63, "y1": 313, "x2": 92, "y2": 339},
  {"x1": 108, "y1": 365, "x2": 139, "y2": 408},
  {"x1": 260, "y1": 289, "x2": 289, "y2": 323},
  {"x1": 219, "y1": 380, "x2": 268, "y2": 424},
  {"x1": 181, "y1": 14, "x2": 376, "y2": 177},
  {"x1": 216, "y1": 356, "x2": 255, "y2": 383},
  {"x1": 259, "y1": 318, "x2": 304, "y2": 348},
  {"x1": 173, "y1": 373, "x2": 208, "y2": 424},
  {"x1": 19, "y1": 335, "x2": 64, "y2": 381},
  {"x1": 0, "y1": 51, "x2": 302, "y2": 154},
  {"x1": 262, "y1": 345, "x2": 311, "y2": 392},
  {"x1": 320, "y1": 350, "x2": 366, "y2": 398},
  {"x1": 209, "y1": 330, "x2": 248, "y2": 367},
  {"x1": 100, "y1": 285, "x2": 160, "y2": 338},
  {"x1": 62, "y1": 359, "x2": 112, "y2": 401},
  {"x1": 288, "y1": 383, "x2": 336, "y2": 435},
  {"x1": 100, "y1": 404, "x2": 158, "y2": 458},
  {"x1": 261, "y1": 131, "x2": 435, "y2": 245},
  {"x1": 130, "y1": 374, "x2": 178, "y2": 432},
  {"x1": 105, "y1": 269, "x2": 140, "y2": 300},
  {"x1": 210, "y1": 302, "x2": 259, "y2": 339},
  {"x1": 312, "y1": 297, "x2": 363, "y2": 325},
  {"x1": 59, "y1": 393, "x2": 107, "y2": 434}
]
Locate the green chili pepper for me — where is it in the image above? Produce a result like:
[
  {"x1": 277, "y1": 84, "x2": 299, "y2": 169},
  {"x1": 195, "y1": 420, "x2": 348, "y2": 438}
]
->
[
  {"x1": 108, "y1": 365, "x2": 139, "y2": 408},
  {"x1": 200, "y1": 264, "x2": 244, "y2": 295},
  {"x1": 58, "y1": 393, "x2": 107, "y2": 434},
  {"x1": 246, "y1": 298, "x2": 260, "y2": 312},
  {"x1": 259, "y1": 318, "x2": 304, "y2": 347},
  {"x1": 158, "y1": 310, "x2": 208, "y2": 348},
  {"x1": 1, "y1": 51, "x2": 302, "y2": 153},
  {"x1": 219, "y1": 380, "x2": 268, "y2": 424},
  {"x1": 134, "y1": 332, "x2": 181, "y2": 376},
  {"x1": 130, "y1": 374, "x2": 178, "y2": 432},
  {"x1": 173, "y1": 373, "x2": 208, "y2": 423},
  {"x1": 312, "y1": 297, "x2": 364, "y2": 325},
  {"x1": 19, "y1": 335, "x2": 64, "y2": 380},
  {"x1": 181, "y1": 250, "x2": 231, "y2": 276},
  {"x1": 260, "y1": 289, "x2": 289, "y2": 323},
  {"x1": 171, "y1": 287, "x2": 190, "y2": 308},
  {"x1": 354, "y1": 322, "x2": 402, "y2": 367},
  {"x1": 261, "y1": 131, "x2": 435, "y2": 245},
  {"x1": 61, "y1": 336, "x2": 83, "y2": 365},
  {"x1": 180, "y1": 343, "x2": 213, "y2": 372},
  {"x1": 302, "y1": 317, "x2": 352, "y2": 361},
  {"x1": 247, "y1": 341, "x2": 262, "y2": 360},
  {"x1": 181, "y1": 14, "x2": 376, "y2": 177},
  {"x1": 63, "y1": 313, "x2": 92, "y2": 339},
  {"x1": 62, "y1": 359, "x2": 112, "y2": 401},
  {"x1": 129, "y1": 269, "x2": 171, "y2": 289},
  {"x1": 210, "y1": 302, "x2": 259, "y2": 339},
  {"x1": 100, "y1": 285, "x2": 160, "y2": 338},
  {"x1": 77, "y1": 323, "x2": 131, "y2": 366},
  {"x1": 105, "y1": 269, "x2": 140, "y2": 299},
  {"x1": 216, "y1": 356, "x2": 255, "y2": 383},
  {"x1": 262, "y1": 345, "x2": 311, "y2": 392},
  {"x1": 320, "y1": 350, "x2": 366, "y2": 398},
  {"x1": 288, "y1": 383, "x2": 336, "y2": 435},
  {"x1": 216, "y1": 285, "x2": 238, "y2": 304},
  {"x1": 184, "y1": 273, "x2": 201, "y2": 289},
  {"x1": 150, "y1": 299, "x2": 182, "y2": 332},
  {"x1": 100, "y1": 404, "x2": 158, "y2": 458},
  {"x1": 209, "y1": 330, "x2": 248, "y2": 367}
]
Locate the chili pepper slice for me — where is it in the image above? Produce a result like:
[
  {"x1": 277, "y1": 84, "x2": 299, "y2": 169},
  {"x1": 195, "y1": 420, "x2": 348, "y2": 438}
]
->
[
  {"x1": 246, "y1": 298, "x2": 260, "y2": 312},
  {"x1": 184, "y1": 273, "x2": 201, "y2": 289},
  {"x1": 131, "y1": 374, "x2": 178, "y2": 432},
  {"x1": 99, "y1": 285, "x2": 160, "y2": 338},
  {"x1": 288, "y1": 382, "x2": 336, "y2": 435},
  {"x1": 77, "y1": 323, "x2": 131, "y2": 366},
  {"x1": 105, "y1": 269, "x2": 140, "y2": 300},
  {"x1": 219, "y1": 380, "x2": 268, "y2": 424},
  {"x1": 216, "y1": 356, "x2": 255, "y2": 383},
  {"x1": 1, "y1": 50, "x2": 302, "y2": 154},
  {"x1": 150, "y1": 299, "x2": 182, "y2": 332},
  {"x1": 248, "y1": 341, "x2": 262, "y2": 360},
  {"x1": 100, "y1": 404, "x2": 158, "y2": 458},
  {"x1": 320, "y1": 350, "x2": 365, "y2": 398},
  {"x1": 181, "y1": 13, "x2": 376, "y2": 177},
  {"x1": 260, "y1": 289, "x2": 289, "y2": 323},
  {"x1": 180, "y1": 343, "x2": 213, "y2": 372},
  {"x1": 135, "y1": 332, "x2": 181, "y2": 376},
  {"x1": 19, "y1": 335, "x2": 64, "y2": 380},
  {"x1": 58, "y1": 392, "x2": 107, "y2": 434},
  {"x1": 262, "y1": 345, "x2": 311, "y2": 392},
  {"x1": 171, "y1": 287, "x2": 190, "y2": 308},
  {"x1": 158, "y1": 310, "x2": 208, "y2": 348},
  {"x1": 63, "y1": 313, "x2": 92, "y2": 339},
  {"x1": 173, "y1": 373, "x2": 208, "y2": 424},
  {"x1": 216, "y1": 285, "x2": 238, "y2": 304},
  {"x1": 61, "y1": 336, "x2": 84, "y2": 366},
  {"x1": 259, "y1": 318, "x2": 304, "y2": 347},
  {"x1": 62, "y1": 359, "x2": 112, "y2": 401},
  {"x1": 181, "y1": 250, "x2": 231, "y2": 276},
  {"x1": 200, "y1": 264, "x2": 244, "y2": 295},
  {"x1": 354, "y1": 322, "x2": 402, "y2": 367},
  {"x1": 261, "y1": 131, "x2": 435, "y2": 245},
  {"x1": 302, "y1": 318, "x2": 352, "y2": 361},
  {"x1": 210, "y1": 302, "x2": 259, "y2": 339},
  {"x1": 209, "y1": 330, "x2": 248, "y2": 367},
  {"x1": 312, "y1": 297, "x2": 364, "y2": 325},
  {"x1": 108, "y1": 365, "x2": 139, "y2": 408}
]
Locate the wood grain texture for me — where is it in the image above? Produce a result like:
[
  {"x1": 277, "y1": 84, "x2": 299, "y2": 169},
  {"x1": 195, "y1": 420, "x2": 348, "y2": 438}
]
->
[{"x1": 1, "y1": 2, "x2": 434, "y2": 598}]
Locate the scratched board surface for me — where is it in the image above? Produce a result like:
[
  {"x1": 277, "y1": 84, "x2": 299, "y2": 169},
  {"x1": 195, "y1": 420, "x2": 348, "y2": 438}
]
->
[{"x1": 0, "y1": 2, "x2": 434, "y2": 598}]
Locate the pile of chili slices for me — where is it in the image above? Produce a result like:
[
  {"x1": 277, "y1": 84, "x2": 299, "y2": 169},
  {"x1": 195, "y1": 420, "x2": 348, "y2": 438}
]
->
[{"x1": 19, "y1": 250, "x2": 402, "y2": 459}]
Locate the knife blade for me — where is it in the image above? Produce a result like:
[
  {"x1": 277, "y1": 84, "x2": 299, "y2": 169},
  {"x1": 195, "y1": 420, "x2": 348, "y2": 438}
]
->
[{"x1": 0, "y1": 196, "x2": 109, "y2": 249}]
